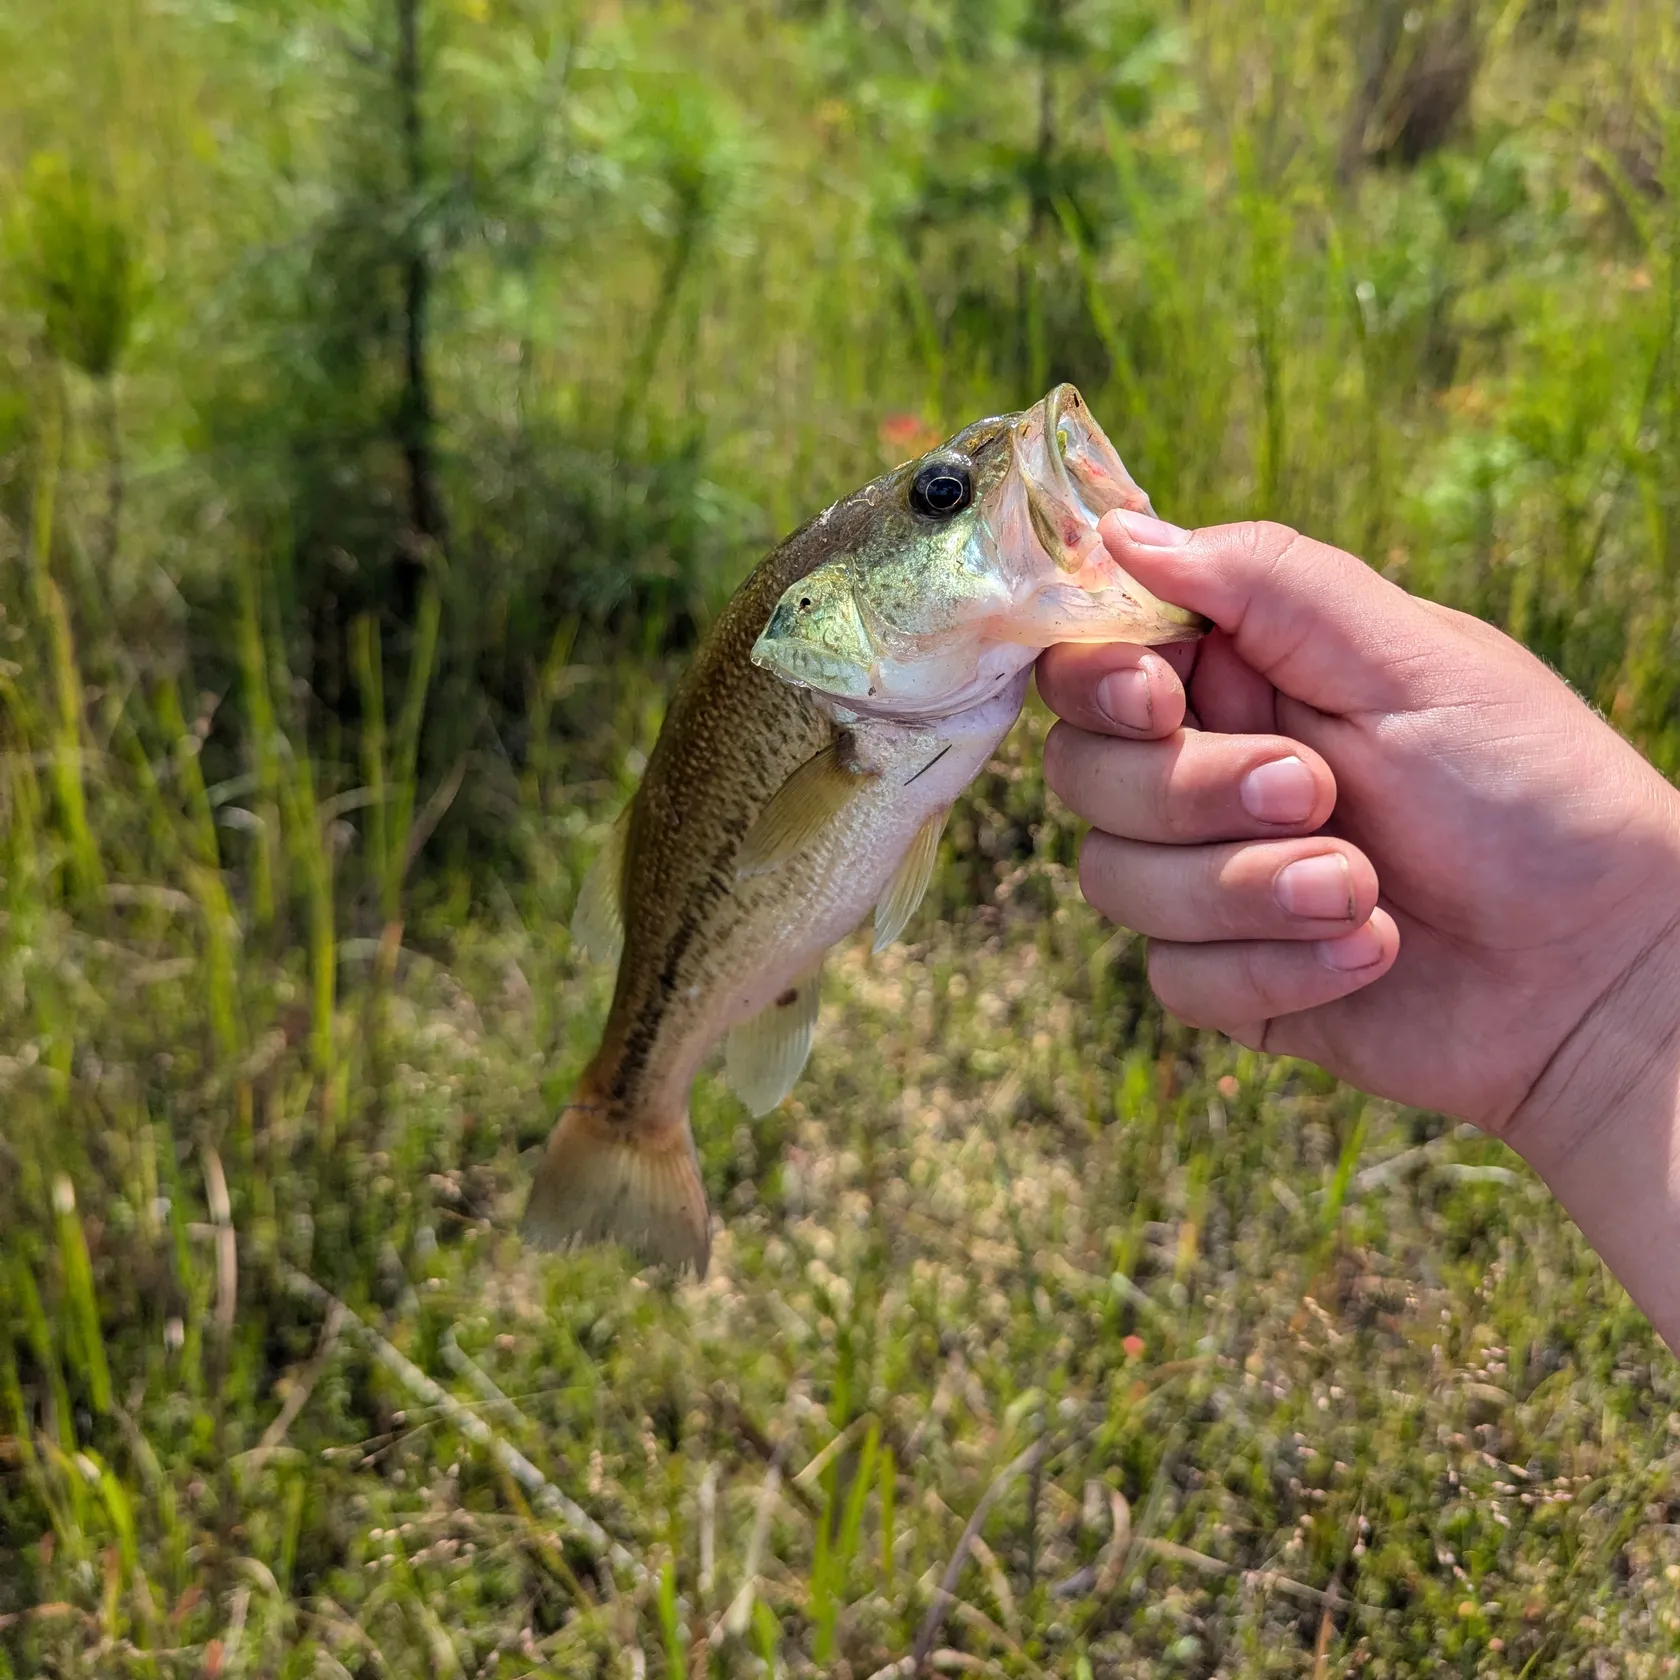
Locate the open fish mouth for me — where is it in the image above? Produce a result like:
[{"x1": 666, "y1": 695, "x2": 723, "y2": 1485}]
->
[
  {"x1": 1016, "y1": 384, "x2": 1155, "y2": 567},
  {"x1": 1007, "y1": 382, "x2": 1206, "y2": 636}
]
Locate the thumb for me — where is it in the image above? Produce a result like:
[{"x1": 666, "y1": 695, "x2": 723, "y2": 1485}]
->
[{"x1": 1104, "y1": 511, "x2": 1435, "y2": 715}]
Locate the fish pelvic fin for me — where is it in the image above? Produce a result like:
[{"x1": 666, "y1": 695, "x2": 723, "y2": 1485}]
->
[
  {"x1": 725, "y1": 962, "x2": 822, "y2": 1116},
  {"x1": 523, "y1": 1079, "x2": 711, "y2": 1275}
]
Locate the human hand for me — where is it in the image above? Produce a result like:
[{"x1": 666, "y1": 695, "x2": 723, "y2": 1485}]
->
[{"x1": 1038, "y1": 513, "x2": 1680, "y2": 1339}]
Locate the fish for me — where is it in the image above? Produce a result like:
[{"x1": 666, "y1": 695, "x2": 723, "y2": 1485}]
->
[{"x1": 524, "y1": 384, "x2": 1205, "y2": 1272}]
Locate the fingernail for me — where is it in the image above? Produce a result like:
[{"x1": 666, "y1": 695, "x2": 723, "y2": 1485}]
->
[
  {"x1": 1239, "y1": 757, "x2": 1316, "y2": 825},
  {"x1": 1316, "y1": 920, "x2": 1386, "y2": 971},
  {"x1": 1114, "y1": 510, "x2": 1190, "y2": 548},
  {"x1": 1274, "y1": 854, "x2": 1355, "y2": 921},
  {"x1": 1096, "y1": 668, "x2": 1153, "y2": 732}
]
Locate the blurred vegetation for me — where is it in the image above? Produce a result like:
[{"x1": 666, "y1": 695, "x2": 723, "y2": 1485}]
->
[{"x1": 3, "y1": 0, "x2": 1680, "y2": 1675}]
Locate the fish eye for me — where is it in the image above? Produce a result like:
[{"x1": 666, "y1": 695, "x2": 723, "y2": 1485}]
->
[{"x1": 909, "y1": 457, "x2": 973, "y2": 520}]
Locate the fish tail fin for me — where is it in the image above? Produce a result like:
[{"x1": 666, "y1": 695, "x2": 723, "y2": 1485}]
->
[{"x1": 522, "y1": 1071, "x2": 711, "y2": 1275}]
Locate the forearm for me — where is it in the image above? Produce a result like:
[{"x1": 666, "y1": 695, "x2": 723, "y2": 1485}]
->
[{"x1": 1511, "y1": 921, "x2": 1680, "y2": 1354}]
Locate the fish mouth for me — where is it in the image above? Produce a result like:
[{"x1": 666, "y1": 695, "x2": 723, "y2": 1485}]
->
[
  {"x1": 1010, "y1": 383, "x2": 1206, "y2": 637},
  {"x1": 1014, "y1": 384, "x2": 1151, "y2": 565}
]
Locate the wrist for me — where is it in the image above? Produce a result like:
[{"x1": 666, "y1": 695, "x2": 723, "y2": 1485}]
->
[{"x1": 1508, "y1": 893, "x2": 1680, "y2": 1352}]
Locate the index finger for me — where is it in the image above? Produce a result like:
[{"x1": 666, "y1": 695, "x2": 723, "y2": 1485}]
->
[
  {"x1": 1096, "y1": 512, "x2": 1429, "y2": 715},
  {"x1": 1035, "y1": 643, "x2": 1194, "y2": 739}
]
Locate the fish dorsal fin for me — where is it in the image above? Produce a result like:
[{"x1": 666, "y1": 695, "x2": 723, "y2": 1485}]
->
[
  {"x1": 572, "y1": 806, "x2": 631, "y2": 966},
  {"x1": 873, "y1": 808, "x2": 947, "y2": 953},
  {"x1": 737, "y1": 739, "x2": 873, "y2": 877},
  {"x1": 725, "y1": 965, "x2": 822, "y2": 1117}
]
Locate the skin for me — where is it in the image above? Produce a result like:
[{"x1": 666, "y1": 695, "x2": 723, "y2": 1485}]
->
[{"x1": 1038, "y1": 510, "x2": 1680, "y2": 1354}]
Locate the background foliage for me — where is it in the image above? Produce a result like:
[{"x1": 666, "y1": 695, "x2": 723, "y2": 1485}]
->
[{"x1": 2, "y1": 0, "x2": 1680, "y2": 1675}]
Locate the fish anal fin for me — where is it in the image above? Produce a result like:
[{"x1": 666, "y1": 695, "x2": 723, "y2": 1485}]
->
[
  {"x1": 523, "y1": 1083, "x2": 710, "y2": 1274},
  {"x1": 873, "y1": 808, "x2": 947, "y2": 953},
  {"x1": 725, "y1": 965, "x2": 822, "y2": 1117},
  {"x1": 572, "y1": 807, "x2": 631, "y2": 966},
  {"x1": 737, "y1": 740, "x2": 874, "y2": 877}
]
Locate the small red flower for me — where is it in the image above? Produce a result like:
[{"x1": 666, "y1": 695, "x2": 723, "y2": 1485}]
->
[
  {"x1": 878, "y1": 413, "x2": 941, "y2": 459},
  {"x1": 1121, "y1": 1333, "x2": 1146, "y2": 1360}
]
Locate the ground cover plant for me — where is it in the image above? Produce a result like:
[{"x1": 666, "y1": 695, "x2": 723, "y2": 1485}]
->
[{"x1": 2, "y1": 0, "x2": 1680, "y2": 1674}]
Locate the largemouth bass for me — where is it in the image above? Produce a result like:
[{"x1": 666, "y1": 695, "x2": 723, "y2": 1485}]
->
[{"x1": 526, "y1": 385, "x2": 1203, "y2": 1271}]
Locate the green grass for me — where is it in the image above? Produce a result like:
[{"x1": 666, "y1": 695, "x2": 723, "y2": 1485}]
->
[{"x1": 3, "y1": 0, "x2": 1680, "y2": 1675}]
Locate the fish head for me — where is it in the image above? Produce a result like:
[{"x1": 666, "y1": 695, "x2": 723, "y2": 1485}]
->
[{"x1": 751, "y1": 384, "x2": 1207, "y2": 720}]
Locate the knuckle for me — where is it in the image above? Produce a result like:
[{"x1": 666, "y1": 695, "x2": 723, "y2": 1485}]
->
[
  {"x1": 1154, "y1": 791, "x2": 1192, "y2": 842},
  {"x1": 1143, "y1": 940, "x2": 1184, "y2": 1008},
  {"x1": 1035, "y1": 648, "x2": 1080, "y2": 717},
  {"x1": 1210, "y1": 849, "x2": 1261, "y2": 928},
  {"x1": 1249, "y1": 521, "x2": 1363, "y2": 603},
  {"x1": 1236, "y1": 941, "x2": 1317, "y2": 1018},
  {"x1": 1219, "y1": 519, "x2": 1310, "y2": 586},
  {"x1": 1196, "y1": 846, "x2": 1249, "y2": 940},
  {"x1": 1076, "y1": 832, "x2": 1116, "y2": 908},
  {"x1": 1042, "y1": 722, "x2": 1076, "y2": 797},
  {"x1": 1250, "y1": 518, "x2": 1304, "y2": 559},
  {"x1": 1153, "y1": 759, "x2": 1199, "y2": 841},
  {"x1": 1145, "y1": 942, "x2": 1213, "y2": 1028},
  {"x1": 1078, "y1": 835, "x2": 1159, "y2": 935},
  {"x1": 1235, "y1": 941, "x2": 1283, "y2": 1009}
]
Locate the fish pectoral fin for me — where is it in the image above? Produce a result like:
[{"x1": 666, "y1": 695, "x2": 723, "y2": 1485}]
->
[
  {"x1": 737, "y1": 740, "x2": 873, "y2": 876},
  {"x1": 873, "y1": 808, "x2": 947, "y2": 953},
  {"x1": 571, "y1": 805, "x2": 631, "y2": 966},
  {"x1": 725, "y1": 965, "x2": 822, "y2": 1117}
]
